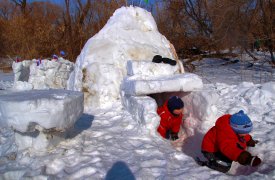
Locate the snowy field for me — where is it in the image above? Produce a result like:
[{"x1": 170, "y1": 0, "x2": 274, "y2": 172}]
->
[
  {"x1": 0, "y1": 59, "x2": 274, "y2": 179},
  {"x1": 0, "y1": 6, "x2": 274, "y2": 180},
  {"x1": 192, "y1": 52, "x2": 275, "y2": 85}
]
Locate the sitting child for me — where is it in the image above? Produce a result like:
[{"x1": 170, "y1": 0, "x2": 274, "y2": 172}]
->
[
  {"x1": 201, "y1": 110, "x2": 261, "y2": 173},
  {"x1": 157, "y1": 96, "x2": 184, "y2": 141}
]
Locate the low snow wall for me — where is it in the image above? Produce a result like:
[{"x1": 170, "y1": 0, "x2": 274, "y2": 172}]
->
[
  {"x1": 121, "y1": 92, "x2": 160, "y2": 136},
  {"x1": 12, "y1": 59, "x2": 74, "y2": 90}
]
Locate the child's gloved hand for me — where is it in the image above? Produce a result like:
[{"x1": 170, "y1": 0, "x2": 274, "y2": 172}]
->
[
  {"x1": 247, "y1": 139, "x2": 259, "y2": 147},
  {"x1": 237, "y1": 151, "x2": 262, "y2": 167},
  {"x1": 250, "y1": 156, "x2": 262, "y2": 167},
  {"x1": 170, "y1": 132, "x2": 179, "y2": 141}
]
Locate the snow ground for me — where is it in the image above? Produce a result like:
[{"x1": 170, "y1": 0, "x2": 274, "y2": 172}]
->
[
  {"x1": 0, "y1": 58, "x2": 274, "y2": 179},
  {"x1": 0, "y1": 72, "x2": 13, "y2": 90},
  {"x1": 192, "y1": 57, "x2": 275, "y2": 85}
]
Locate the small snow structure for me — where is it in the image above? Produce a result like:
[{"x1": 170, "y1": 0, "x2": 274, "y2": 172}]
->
[
  {"x1": 67, "y1": 6, "x2": 181, "y2": 109},
  {"x1": 121, "y1": 60, "x2": 203, "y2": 136}
]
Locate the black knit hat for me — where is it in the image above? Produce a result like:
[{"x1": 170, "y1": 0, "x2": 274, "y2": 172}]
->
[
  {"x1": 152, "y1": 55, "x2": 162, "y2": 63},
  {"x1": 167, "y1": 96, "x2": 184, "y2": 113}
]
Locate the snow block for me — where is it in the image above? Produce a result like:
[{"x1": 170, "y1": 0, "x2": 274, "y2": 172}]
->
[
  {"x1": 0, "y1": 89, "x2": 84, "y2": 133},
  {"x1": 121, "y1": 92, "x2": 160, "y2": 135},
  {"x1": 126, "y1": 60, "x2": 179, "y2": 77},
  {"x1": 121, "y1": 73, "x2": 203, "y2": 96}
]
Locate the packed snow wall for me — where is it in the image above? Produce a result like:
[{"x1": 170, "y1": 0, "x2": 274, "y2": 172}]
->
[
  {"x1": 67, "y1": 6, "x2": 181, "y2": 109},
  {"x1": 12, "y1": 59, "x2": 74, "y2": 90}
]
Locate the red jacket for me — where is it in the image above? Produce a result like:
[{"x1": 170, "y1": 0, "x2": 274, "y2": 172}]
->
[
  {"x1": 201, "y1": 114, "x2": 252, "y2": 161},
  {"x1": 157, "y1": 100, "x2": 183, "y2": 138}
]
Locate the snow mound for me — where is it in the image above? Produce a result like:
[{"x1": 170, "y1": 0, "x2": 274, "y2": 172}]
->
[
  {"x1": 0, "y1": 89, "x2": 84, "y2": 133},
  {"x1": 68, "y1": 6, "x2": 180, "y2": 109}
]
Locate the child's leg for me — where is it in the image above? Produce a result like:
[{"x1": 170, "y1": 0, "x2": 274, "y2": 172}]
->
[
  {"x1": 202, "y1": 151, "x2": 232, "y2": 173},
  {"x1": 165, "y1": 129, "x2": 172, "y2": 139}
]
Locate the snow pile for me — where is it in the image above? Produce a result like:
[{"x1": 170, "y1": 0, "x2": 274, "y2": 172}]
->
[
  {"x1": 68, "y1": 6, "x2": 179, "y2": 109},
  {"x1": 0, "y1": 89, "x2": 84, "y2": 133},
  {"x1": 182, "y1": 89, "x2": 219, "y2": 134},
  {"x1": 12, "y1": 58, "x2": 74, "y2": 90}
]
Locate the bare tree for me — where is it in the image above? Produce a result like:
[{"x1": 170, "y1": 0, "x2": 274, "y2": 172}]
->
[
  {"x1": 11, "y1": 0, "x2": 27, "y2": 15},
  {"x1": 258, "y1": 0, "x2": 274, "y2": 64}
]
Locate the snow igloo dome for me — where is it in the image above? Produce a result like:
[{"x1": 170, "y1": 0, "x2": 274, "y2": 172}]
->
[{"x1": 67, "y1": 6, "x2": 180, "y2": 109}]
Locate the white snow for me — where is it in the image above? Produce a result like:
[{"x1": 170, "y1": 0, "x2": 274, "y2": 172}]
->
[
  {"x1": 0, "y1": 72, "x2": 13, "y2": 90},
  {"x1": 28, "y1": 59, "x2": 74, "y2": 89},
  {"x1": 121, "y1": 94, "x2": 160, "y2": 135},
  {"x1": 13, "y1": 58, "x2": 74, "y2": 90},
  {"x1": 122, "y1": 73, "x2": 203, "y2": 95},
  {"x1": 13, "y1": 81, "x2": 33, "y2": 91},
  {"x1": 68, "y1": 6, "x2": 179, "y2": 109},
  {"x1": 12, "y1": 60, "x2": 32, "y2": 82},
  {"x1": 126, "y1": 60, "x2": 179, "y2": 76},
  {"x1": 123, "y1": 60, "x2": 202, "y2": 95},
  {"x1": 0, "y1": 5, "x2": 274, "y2": 180},
  {"x1": 0, "y1": 128, "x2": 17, "y2": 157},
  {"x1": 0, "y1": 89, "x2": 84, "y2": 133}
]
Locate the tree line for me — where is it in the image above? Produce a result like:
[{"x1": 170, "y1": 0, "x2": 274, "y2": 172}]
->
[{"x1": 0, "y1": 0, "x2": 274, "y2": 64}]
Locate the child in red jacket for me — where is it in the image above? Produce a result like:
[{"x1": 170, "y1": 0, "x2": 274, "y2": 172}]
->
[
  {"x1": 157, "y1": 96, "x2": 184, "y2": 141},
  {"x1": 201, "y1": 110, "x2": 261, "y2": 173}
]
